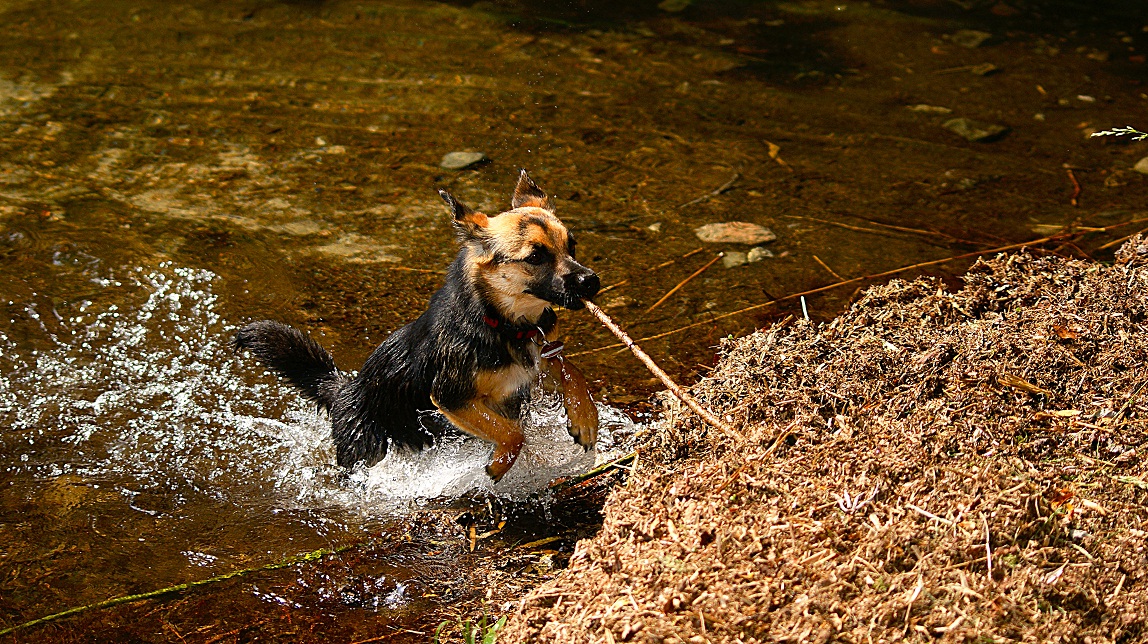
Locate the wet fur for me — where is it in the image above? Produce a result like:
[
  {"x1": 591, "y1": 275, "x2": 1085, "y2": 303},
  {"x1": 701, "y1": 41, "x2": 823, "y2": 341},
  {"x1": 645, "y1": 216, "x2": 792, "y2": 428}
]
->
[{"x1": 234, "y1": 171, "x2": 599, "y2": 479}]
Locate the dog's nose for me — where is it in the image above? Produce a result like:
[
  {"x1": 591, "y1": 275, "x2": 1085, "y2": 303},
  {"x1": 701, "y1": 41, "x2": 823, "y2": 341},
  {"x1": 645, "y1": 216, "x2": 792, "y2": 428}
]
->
[{"x1": 568, "y1": 271, "x2": 600, "y2": 300}]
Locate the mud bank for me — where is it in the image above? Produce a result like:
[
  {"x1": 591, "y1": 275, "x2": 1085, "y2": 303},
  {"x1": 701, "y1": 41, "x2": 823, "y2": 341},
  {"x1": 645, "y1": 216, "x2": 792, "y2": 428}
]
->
[{"x1": 504, "y1": 239, "x2": 1148, "y2": 643}]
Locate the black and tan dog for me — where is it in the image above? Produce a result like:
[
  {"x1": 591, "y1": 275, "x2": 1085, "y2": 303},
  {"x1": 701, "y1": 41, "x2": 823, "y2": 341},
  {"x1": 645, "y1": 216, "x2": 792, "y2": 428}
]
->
[{"x1": 234, "y1": 171, "x2": 600, "y2": 481}]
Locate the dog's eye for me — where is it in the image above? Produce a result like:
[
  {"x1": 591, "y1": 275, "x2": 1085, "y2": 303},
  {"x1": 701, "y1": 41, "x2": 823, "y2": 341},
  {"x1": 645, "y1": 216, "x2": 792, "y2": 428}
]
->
[{"x1": 524, "y1": 247, "x2": 551, "y2": 265}]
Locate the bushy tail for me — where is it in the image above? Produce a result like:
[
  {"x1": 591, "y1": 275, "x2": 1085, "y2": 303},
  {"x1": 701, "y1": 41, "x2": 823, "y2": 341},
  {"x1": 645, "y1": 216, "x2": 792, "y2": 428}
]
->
[{"x1": 233, "y1": 320, "x2": 345, "y2": 412}]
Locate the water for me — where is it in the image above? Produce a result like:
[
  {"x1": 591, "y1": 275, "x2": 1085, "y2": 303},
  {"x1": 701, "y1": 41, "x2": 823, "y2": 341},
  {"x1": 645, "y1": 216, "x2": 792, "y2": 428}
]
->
[
  {"x1": 0, "y1": 261, "x2": 639, "y2": 641},
  {"x1": 1, "y1": 262, "x2": 635, "y2": 507},
  {"x1": 2, "y1": 0, "x2": 1146, "y2": 639}
]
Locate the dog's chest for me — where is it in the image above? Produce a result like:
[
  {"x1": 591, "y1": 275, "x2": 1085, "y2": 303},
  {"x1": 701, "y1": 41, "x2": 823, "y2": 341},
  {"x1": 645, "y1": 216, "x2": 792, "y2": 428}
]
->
[{"x1": 475, "y1": 342, "x2": 540, "y2": 402}]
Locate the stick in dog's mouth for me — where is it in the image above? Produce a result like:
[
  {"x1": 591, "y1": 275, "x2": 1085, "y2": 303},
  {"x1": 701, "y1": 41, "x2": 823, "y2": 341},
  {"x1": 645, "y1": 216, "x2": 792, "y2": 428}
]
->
[{"x1": 581, "y1": 299, "x2": 741, "y2": 442}]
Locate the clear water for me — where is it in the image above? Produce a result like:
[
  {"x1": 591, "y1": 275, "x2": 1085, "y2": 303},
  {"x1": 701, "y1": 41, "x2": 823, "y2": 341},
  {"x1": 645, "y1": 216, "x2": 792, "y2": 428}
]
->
[{"x1": 2, "y1": 0, "x2": 1145, "y2": 638}]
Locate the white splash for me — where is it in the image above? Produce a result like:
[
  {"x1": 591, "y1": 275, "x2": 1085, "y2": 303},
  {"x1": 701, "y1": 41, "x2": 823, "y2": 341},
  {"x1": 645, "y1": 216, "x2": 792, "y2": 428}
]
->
[{"x1": 0, "y1": 264, "x2": 638, "y2": 518}]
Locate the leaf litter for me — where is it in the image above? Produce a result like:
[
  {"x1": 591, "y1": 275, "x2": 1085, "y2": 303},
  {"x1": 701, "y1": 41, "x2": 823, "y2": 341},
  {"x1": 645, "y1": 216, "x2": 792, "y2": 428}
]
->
[{"x1": 504, "y1": 237, "x2": 1148, "y2": 643}]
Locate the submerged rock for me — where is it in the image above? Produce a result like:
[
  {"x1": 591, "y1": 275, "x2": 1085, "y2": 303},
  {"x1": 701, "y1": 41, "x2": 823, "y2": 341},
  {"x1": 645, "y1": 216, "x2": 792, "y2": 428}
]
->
[
  {"x1": 970, "y1": 62, "x2": 999, "y2": 76},
  {"x1": 943, "y1": 117, "x2": 1009, "y2": 142},
  {"x1": 694, "y1": 222, "x2": 776, "y2": 245},
  {"x1": 951, "y1": 29, "x2": 993, "y2": 48},
  {"x1": 1133, "y1": 156, "x2": 1148, "y2": 175},
  {"x1": 722, "y1": 251, "x2": 747, "y2": 269},
  {"x1": 747, "y1": 246, "x2": 774, "y2": 262},
  {"x1": 907, "y1": 104, "x2": 952, "y2": 114},
  {"x1": 440, "y1": 151, "x2": 488, "y2": 170}
]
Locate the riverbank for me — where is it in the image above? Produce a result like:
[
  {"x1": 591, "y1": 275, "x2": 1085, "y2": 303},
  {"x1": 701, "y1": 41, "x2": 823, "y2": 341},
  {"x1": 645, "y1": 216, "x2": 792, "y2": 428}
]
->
[{"x1": 505, "y1": 239, "x2": 1148, "y2": 643}]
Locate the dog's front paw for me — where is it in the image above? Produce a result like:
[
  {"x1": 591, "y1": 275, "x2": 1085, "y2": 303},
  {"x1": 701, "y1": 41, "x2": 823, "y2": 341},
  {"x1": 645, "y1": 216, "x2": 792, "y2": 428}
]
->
[
  {"x1": 559, "y1": 365, "x2": 598, "y2": 451},
  {"x1": 568, "y1": 413, "x2": 598, "y2": 452}
]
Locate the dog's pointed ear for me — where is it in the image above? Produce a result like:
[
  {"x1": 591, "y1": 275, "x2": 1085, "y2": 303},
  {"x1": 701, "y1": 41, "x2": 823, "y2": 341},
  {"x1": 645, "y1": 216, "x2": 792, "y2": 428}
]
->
[
  {"x1": 439, "y1": 189, "x2": 488, "y2": 240},
  {"x1": 511, "y1": 169, "x2": 554, "y2": 211}
]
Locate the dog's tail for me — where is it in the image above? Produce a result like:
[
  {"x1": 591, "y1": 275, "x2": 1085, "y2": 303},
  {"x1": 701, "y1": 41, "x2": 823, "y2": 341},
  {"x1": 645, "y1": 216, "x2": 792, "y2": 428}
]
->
[{"x1": 233, "y1": 320, "x2": 345, "y2": 412}]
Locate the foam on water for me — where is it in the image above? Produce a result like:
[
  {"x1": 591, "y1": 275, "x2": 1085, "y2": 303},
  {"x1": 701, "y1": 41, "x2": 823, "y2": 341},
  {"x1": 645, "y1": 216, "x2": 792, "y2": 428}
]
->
[{"x1": 0, "y1": 264, "x2": 638, "y2": 517}]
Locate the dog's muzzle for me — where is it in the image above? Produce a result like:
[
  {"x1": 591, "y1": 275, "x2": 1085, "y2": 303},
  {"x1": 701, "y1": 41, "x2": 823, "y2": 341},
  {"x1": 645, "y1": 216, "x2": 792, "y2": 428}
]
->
[
  {"x1": 564, "y1": 268, "x2": 600, "y2": 304},
  {"x1": 532, "y1": 259, "x2": 600, "y2": 310}
]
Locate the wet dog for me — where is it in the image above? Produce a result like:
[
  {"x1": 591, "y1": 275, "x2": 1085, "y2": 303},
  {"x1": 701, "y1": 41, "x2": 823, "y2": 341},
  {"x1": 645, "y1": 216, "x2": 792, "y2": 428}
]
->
[{"x1": 234, "y1": 171, "x2": 600, "y2": 481}]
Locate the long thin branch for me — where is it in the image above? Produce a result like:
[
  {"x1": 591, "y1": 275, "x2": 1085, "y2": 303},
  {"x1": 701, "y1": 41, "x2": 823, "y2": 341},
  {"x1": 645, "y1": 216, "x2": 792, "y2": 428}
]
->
[
  {"x1": 0, "y1": 544, "x2": 358, "y2": 636},
  {"x1": 677, "y1": 173, "x2": 740, "y2": 209},
  {"x1": 583, "y1": 300, "x2": 739, "y2": 442},
  {"x1": 571, "y1": 217, "x2": 1148, "y2": 357}
]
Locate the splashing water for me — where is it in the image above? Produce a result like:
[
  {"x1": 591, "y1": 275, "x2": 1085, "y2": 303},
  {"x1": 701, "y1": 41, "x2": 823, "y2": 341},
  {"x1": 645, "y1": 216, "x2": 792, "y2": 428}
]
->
[{"x1": 0, "y1": 264, "x2": 638, "y2": 519}]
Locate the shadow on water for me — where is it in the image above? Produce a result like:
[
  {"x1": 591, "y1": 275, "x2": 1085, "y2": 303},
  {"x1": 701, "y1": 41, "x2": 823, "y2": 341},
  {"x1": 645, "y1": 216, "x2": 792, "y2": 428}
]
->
[{"x1": 1, "y1": 0, "x2": 1148, "y2": 639}]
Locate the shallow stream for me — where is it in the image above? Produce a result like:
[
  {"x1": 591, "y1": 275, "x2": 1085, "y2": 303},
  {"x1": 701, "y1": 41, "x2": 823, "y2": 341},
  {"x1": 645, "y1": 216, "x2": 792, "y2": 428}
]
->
[{"x1": 2, "y1": 0, "x2": 1146, "y2": 640}]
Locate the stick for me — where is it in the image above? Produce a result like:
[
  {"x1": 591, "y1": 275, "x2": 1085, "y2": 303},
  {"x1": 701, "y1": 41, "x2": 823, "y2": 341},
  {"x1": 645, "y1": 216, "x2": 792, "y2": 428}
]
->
[
  {"x1": 763, "y1": 140, "x2": 792, "y2": 171},
  {"x1": 582, "y1": 300, "x2": 740, "y2": 441},
  {"x1": 1067, "y1": 168, "x2": 1082, "y2": 207},
  {"x1": 549, "y1": 451, "x2": 637, "y2": 493},
  {"x1": 677, "y1": 173, "x2": 739, "y2": 209},
  {"x1": 812, "y1": 255, "x2": 844, "y2": 281},
  {"x1": 644, "y1": 247, "x2": 706, "y2": 274},
  {"x1": 570, "y1": 217, "x2": 1148, "y2": 357},
  {"x1": 0, "y1": 543, "x2": 359, "y2": 637},
  {"x1": 596, "y1": 279, "x2": 629, "y2": 295},
  {"x1": 645, "y1": 253, "x2": 723, "y2": 314},
  {"x1": 983, "y1": 515, "x2": 993, "y2": 581},
  {"x1": 793, "y1": 214, "x2": 977, "y2": 246},
  {"x1": 597, "y1": 248, "x2": 704, "y2": 295},
  {"x1": 1097, "y1": 226, "x2": 1148, "y2": 251}
]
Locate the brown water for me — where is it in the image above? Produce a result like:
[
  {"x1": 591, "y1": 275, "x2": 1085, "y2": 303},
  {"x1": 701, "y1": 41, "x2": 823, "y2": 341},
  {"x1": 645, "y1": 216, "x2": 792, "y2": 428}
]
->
[{"x1": 1, "y1": 0, "x2": 1146, "y2": 641}]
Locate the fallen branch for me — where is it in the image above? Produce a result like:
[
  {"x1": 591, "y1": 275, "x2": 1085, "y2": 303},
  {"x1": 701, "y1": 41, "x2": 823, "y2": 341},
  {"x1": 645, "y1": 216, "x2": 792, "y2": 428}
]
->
[{"x1": 583, "y1": 300, "x2": 740, "y2": 442}]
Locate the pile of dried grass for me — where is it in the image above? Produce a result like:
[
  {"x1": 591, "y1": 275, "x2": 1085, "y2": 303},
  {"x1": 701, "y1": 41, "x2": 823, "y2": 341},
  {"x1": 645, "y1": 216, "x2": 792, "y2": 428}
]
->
[{"x1": 503, "y1": 238, "x2": 1148, "y2": 643}]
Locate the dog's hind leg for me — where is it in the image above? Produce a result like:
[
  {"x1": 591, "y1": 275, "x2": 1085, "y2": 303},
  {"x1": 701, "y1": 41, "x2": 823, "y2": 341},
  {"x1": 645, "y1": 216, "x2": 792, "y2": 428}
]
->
[{"x1": 432, "y1": 397, "x2": 525, "y2": 482}]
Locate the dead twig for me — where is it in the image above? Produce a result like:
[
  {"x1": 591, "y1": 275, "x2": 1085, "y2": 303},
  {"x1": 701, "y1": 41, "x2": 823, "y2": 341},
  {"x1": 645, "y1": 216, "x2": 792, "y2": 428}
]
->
[
  {"x1": 598, "y1": 248, "x2": 704, "y2": 295},
  {"x1": 788, "y1": 214, "x2": 979, "y2": 247},
  {"x1": 763, "y1": 140, "x2": 792, "y2": 171},
  {"x1": 1098, "y1": 226, "x2": 1148, "y2": 251},
  {"x1": 906, "y1": 503, "x2": 954, "y2": 525},
  {"x1": 549, "y1": 451, "x2": 637, "y2": 493},
  {"x1": 677, "y1": 173, "x2": 739, "y2": 209},
  {"x1": 1067, "y1": 168, "x2": 1082, "y2": 207},
  {"x1": 0, "y1": 544, "x2": 358, "y2": 637},
  {"x1": 812, "y1": 255, "x2": 844, "y2": 281},
  {"x1": 983, "y1": 515, "x2": 993, "y2": 582},
  {"x1": 583, "y1": 300, "x2": 740, "y2": 441},
  {"x1": 645, "y1": 253, "x2": 724, "y2": 314},
  {"x1": 387, "y1": 266, "x2": 448, "y2": 274}
]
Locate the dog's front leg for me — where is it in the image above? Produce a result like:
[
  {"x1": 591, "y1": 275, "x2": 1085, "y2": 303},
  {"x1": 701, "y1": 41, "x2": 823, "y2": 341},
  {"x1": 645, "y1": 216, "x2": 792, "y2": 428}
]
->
[
  {"x1": 542, "y1": 356, "x2": 599, "y2": 450},
  {"x1": 433, "y1": 397, "x2": 525, "y2": 482}
]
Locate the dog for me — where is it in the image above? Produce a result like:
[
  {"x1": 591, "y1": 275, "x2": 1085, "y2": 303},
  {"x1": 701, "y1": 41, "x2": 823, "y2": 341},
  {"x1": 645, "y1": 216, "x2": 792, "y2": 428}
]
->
[{"x1": 234, "y1": 170, "x2": 600, "y2": 481}]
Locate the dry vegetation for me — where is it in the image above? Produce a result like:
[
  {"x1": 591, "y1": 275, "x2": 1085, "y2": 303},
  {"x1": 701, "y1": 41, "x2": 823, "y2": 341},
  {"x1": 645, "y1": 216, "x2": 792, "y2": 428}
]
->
[{"x1": 503, "y1": 238, "x2": 1148, "y2": 643}]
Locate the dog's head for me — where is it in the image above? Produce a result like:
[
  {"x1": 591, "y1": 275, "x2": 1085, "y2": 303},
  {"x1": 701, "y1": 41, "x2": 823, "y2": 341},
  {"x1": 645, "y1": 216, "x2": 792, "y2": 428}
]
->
[{"x1": 439, "y1": 170, "x2": 599, "y2": 323}]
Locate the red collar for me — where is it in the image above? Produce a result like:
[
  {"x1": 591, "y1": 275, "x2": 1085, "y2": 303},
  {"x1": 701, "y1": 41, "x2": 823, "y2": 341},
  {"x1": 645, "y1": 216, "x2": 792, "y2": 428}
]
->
[{"x1": 483, "y1": 314, "x2": 540, "y2": 340}]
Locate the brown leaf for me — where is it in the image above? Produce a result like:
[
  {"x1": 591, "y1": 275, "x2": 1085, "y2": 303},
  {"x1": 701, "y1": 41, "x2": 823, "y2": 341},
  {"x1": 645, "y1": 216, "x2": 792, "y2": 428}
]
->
[{"x1": 1053, "y1": 325, "x2": 1080, "y2": 340}]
